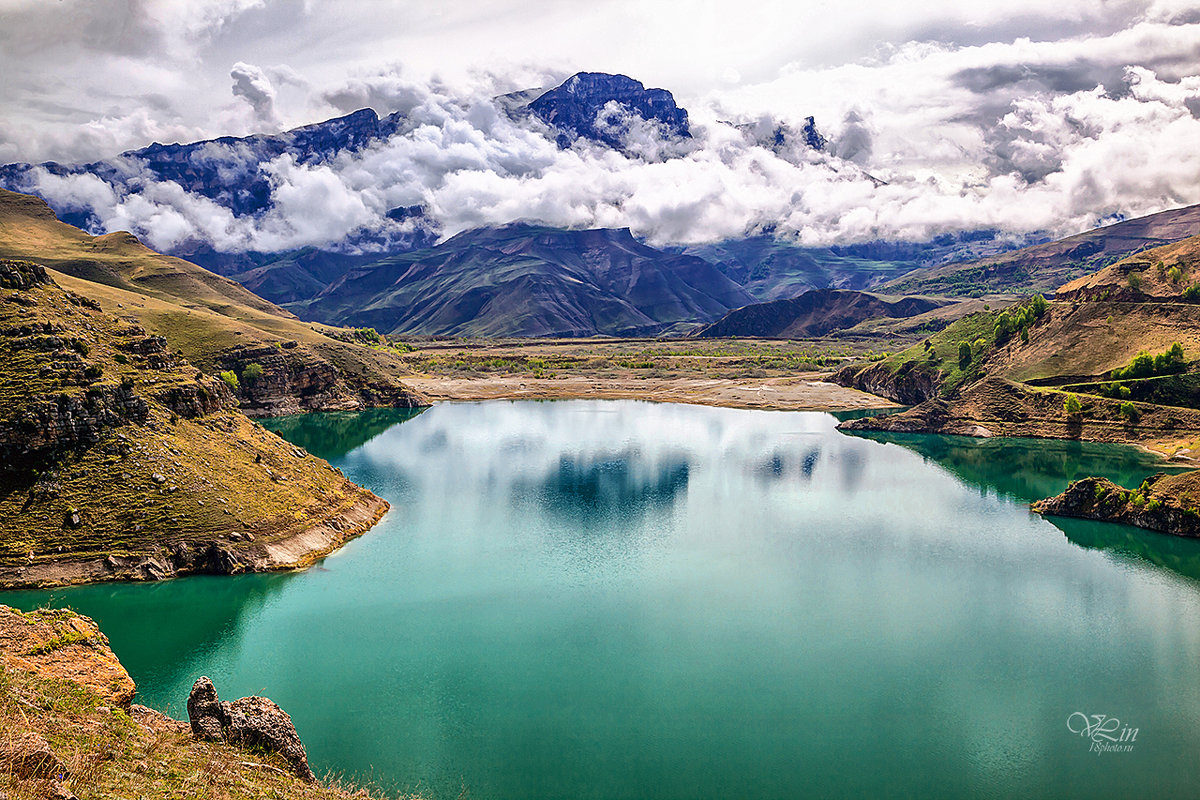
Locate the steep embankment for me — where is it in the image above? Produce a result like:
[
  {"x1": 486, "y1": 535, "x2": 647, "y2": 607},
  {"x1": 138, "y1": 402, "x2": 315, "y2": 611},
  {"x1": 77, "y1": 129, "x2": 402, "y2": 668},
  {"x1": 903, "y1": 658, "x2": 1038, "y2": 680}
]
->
[
  {"x1": 0, "y1": 260, "x2": 388, "y2": 589},
  {"x1": 1033, "y1": 472, "x2": 1200, "y2": 538},
  {"x1": 883, "y1": 203, "x2": 1200, "y2": 296},
  {"x1": 0, "y1": 605, "x2": 392, "y2": 798},
  {"x1": 692, "y1": 289, "x2": 947, "y2": 339},
  {"x1": 0, "y1": 189, "x2": 425, "y2": 416}
]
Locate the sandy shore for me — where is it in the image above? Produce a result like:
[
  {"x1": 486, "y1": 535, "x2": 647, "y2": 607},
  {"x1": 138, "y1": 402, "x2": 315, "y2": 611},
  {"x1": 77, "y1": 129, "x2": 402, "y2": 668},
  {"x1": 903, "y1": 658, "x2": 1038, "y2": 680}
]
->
[{"x1": 403, "y1": 372, "x2": 896, "y2": 411}]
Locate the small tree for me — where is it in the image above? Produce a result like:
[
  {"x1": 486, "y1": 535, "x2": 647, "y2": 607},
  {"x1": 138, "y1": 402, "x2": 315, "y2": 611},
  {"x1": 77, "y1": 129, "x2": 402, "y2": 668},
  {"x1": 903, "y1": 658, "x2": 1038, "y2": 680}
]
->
[
  {"x1": 1118, "y1": 401, "x2": 1140, "y2": 422},
  {"x1": 241, "y1": 362, "x2": 265, "y2": 384},
  {"x1": 1168, "y1": 266, "x2": 1184, "y2": 284},
  {"x1": 219, "y1": 370, "x2": 240, "y2": 392},
  {"x1": 958, "y1": 341, "x2": 972, "y2": 369},
  {"x1": 1128, "y1": 271, "x2": 1143, "y2": 291},
  {"x1": 1064, "y1": 393, "x2": 1083, "y2": 416},
  {"x1": 1029, "y1": 294, "x2": 1048, "y2": 318}
]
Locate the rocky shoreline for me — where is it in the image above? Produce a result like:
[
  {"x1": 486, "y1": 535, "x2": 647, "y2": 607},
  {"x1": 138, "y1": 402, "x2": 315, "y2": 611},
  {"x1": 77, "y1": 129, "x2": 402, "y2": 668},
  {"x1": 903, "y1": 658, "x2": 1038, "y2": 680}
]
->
[
  {"x1": 0, "y1": 491, "x2": 389, "y2": 590},
  {"x1": 837, "y1": 376, "x2": 1200, "y2": 453},
  {"x1": 1033, "y1": 473, "x2": 1200, "y2": 538}
]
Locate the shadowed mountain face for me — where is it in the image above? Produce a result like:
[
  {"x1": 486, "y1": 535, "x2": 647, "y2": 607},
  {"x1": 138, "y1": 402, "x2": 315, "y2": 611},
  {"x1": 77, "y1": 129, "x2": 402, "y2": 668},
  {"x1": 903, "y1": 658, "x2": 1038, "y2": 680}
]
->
[
  {"x1": 693, "y1": 289, "x2": 946, "y2": 338},
  {"x1": 525, "y1": 72, "x2": 690, "y2": 150},
  {"x1": 287, "y1": 224, "x2": 756, "y2": 337}
]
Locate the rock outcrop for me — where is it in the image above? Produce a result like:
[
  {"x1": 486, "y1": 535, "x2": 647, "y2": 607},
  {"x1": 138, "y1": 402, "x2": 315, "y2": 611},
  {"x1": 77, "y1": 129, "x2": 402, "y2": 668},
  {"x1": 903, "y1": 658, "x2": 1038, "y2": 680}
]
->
[
  {"x1": 0, "y1": 606, "x2": 367, "y2": 797},
  {"x1": 829, "y1": 360, "x2": 943, "y2": 405},
  {"x1": 0, "y1": 732, "x2": 67, "y2": 781},
  {"x1": 1033, "y1": 472, "x2": 1200, "y2": 538},
  {"x1": 0, "y1": 606, "x2": 136, "y2": 707},
  {"x1": 188, "y1": 677, "x2": 316, "y2": 782}
]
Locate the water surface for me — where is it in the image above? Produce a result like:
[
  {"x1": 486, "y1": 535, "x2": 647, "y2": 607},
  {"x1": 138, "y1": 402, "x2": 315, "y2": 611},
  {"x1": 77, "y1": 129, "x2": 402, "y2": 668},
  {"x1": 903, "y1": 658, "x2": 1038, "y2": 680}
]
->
[{"x1": 8, "y1": 401, "x2": 1200, "y2": 799}]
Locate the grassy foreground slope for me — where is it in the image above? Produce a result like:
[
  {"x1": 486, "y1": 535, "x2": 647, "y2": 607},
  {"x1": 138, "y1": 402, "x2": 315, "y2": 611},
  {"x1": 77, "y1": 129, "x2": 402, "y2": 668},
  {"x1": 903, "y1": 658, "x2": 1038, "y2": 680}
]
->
[
  {"x1": 0, "y1": 260, "x2": 387, "y2": 588},
  {"x1": 0, "y1": 189, "x2": 424, "y2": 415},
  {"x1": 0, "y1": 606, "x2": 402, "y2": 798}
]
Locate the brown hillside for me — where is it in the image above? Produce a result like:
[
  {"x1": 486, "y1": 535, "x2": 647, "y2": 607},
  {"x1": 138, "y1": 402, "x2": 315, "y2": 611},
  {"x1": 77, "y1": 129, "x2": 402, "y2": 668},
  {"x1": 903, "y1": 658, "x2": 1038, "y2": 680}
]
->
[
  {"x1": 884, "y1": 203, "x2": 1200, "y2": 296},
  {"x1": 0, "y1": 260, "x2": 387, "y2": 589},
  {"x1": 1057, "y1": 235, "x2": 1200, "y2": 301},
  {"x1": 0, "y1": 189, "x2": 424, "y2": 415}
]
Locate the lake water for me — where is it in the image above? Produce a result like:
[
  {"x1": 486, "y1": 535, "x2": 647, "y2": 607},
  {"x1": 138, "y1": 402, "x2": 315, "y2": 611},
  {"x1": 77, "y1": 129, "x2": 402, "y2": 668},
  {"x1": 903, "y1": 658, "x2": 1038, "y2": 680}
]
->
[{"x1": 8, "y1": 400, "x2": 1200, "y2": 799}]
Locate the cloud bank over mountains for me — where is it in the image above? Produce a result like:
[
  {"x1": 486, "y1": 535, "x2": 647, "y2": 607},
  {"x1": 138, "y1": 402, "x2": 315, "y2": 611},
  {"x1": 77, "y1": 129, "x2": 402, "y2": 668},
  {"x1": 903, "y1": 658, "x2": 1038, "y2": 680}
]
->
[{"x1": 0, "y1": 0, "x2": 1198, "y2": 255}]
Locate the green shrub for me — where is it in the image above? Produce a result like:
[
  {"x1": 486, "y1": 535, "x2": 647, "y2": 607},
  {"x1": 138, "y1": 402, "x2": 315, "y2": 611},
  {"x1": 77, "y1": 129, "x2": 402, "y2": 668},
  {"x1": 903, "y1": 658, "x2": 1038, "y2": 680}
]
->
[
  {"x1": 1111, "y1": 343, "x2": 1185, "y2": 380},
  {"x1": 1064, "y1": 393, "x2": 1083, "y2": 415},
  {"x1": 1118, "y1": 401, "x2": 1140, "y2": 422},
  {"x1": 219, "y1": 370, "x2": 240, "y2": 392},
  {"x1": 240, "y1": 363, "x2": 264, "y2": 384},
  {"x1": 1128, "y1": 271, "x2": 1143, "y2": 291},
  {"x1": 1183, "y1": 284, "x2": 1200, "y2": 302},
  {"x1": 1168, "y1": 265, "x2": 1184, "y2": 284},
  {"x1": 958, "y1": 341, "x2": 972, "y2": 369}
]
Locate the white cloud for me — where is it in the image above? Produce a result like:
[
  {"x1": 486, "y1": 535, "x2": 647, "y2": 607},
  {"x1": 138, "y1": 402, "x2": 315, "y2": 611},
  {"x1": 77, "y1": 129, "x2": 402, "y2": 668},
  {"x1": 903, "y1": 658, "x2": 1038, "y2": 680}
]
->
[
  {"x1": 230, "y1": 61, "x2": 280, "y2": 127},
  {"x1": 3, "y1": 3, "x2": 1199, "y2": 253}
]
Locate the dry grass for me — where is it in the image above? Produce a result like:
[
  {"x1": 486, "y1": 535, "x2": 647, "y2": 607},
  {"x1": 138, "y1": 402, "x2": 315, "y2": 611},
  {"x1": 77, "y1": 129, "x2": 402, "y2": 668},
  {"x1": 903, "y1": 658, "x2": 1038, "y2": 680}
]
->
[{"x1": 0, "y1": 665, "x2": 409, "y2": 800}]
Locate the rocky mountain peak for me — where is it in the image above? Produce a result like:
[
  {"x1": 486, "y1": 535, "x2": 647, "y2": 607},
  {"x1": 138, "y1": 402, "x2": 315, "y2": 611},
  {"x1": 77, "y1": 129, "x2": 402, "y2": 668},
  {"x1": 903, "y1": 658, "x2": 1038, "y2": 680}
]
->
[{"x1": 527, "y1": 72, "x2": 691, "y2": 149}]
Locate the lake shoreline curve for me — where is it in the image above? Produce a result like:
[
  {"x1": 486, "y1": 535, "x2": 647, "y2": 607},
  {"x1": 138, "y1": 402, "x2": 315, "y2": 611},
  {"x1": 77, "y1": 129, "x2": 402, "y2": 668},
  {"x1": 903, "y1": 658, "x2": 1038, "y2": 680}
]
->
[{"x1": 0, "y1": 489, "x2": 389, "y2": 590}]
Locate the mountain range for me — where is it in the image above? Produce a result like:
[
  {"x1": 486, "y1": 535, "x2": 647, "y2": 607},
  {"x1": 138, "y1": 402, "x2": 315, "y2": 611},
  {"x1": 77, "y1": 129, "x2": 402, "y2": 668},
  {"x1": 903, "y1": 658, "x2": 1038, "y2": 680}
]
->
[{"x1": 4, "y1": 71, "x2": 1200, "y2": 338}]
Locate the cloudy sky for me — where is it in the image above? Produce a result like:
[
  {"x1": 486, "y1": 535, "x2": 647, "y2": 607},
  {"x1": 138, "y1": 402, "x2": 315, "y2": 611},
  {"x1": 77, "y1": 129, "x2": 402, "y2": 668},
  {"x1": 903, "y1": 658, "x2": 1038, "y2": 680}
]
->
[{"x1": 1, "y1": 0, "x2": 1199, "y2": 252}]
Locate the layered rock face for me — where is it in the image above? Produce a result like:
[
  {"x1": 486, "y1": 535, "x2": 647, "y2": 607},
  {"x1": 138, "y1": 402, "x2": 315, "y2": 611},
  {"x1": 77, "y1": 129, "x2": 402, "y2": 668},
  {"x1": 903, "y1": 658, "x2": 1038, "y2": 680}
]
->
[
  {"x1": 188, "y1": 677, "x2": 316, "y2": 782},
  {"x1": 216, "y1": 343, "x2": 424, "y2": 416},
  {"x1": 0, "y1": 257, "x2": 393, "y2": 590}
]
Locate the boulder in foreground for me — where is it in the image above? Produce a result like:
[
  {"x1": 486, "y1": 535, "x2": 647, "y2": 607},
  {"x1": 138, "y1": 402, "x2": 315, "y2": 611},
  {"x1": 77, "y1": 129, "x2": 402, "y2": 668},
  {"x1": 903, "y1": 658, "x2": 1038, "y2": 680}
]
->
[{"x1": 188, "y1": 676, "x2": 316, "y2": 782}]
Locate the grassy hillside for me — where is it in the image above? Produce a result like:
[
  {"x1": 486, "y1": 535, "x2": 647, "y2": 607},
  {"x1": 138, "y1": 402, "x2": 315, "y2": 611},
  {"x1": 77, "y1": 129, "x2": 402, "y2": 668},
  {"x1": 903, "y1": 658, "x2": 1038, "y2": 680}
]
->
[
  {"x1": 1056, "y1": 234, "x2": 1200, "y2": 301},
  {"x1": 0, "y1": 189, "x2": 424, "y2": 415},
  {"x1": 0, "y1": 260, "x2": 386, "y2": 588},
  {"x1": 883, "y1": 204, "x2": 1200, "y2": 297},
  {"x1": 839, "y1": 236, "x2": 1200, "y2": 456}
]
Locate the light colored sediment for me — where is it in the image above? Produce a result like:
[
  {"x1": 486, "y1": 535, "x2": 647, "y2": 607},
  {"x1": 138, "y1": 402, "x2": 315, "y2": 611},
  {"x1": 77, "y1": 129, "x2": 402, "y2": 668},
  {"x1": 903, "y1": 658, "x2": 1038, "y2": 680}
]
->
[
  {"x1": 403, "y1": 372, "x2": 895, "y2": 411},
  {"x1": 0, "y1": 491, "x2": 389, "y2": 590}
]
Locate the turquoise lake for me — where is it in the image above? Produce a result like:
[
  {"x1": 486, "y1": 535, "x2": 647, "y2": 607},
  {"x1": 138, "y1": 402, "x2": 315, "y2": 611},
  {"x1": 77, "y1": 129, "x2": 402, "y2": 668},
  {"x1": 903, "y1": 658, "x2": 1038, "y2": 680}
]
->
[{"x1": 8, "y1": 400, "x2": 1200, "y2": 798}]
